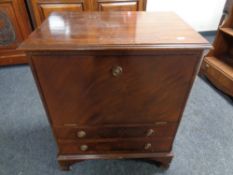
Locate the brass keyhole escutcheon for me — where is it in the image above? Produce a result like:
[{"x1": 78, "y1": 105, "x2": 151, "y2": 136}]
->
[
  {"x1": 144, "y1": 143, "x2": 152, "y2": 150},
  {"x1": 77, "y1": 130, "x2": 86, "y2": 138},
  {"x1": 146, "y1": 129, "x2": 154, "y2": 137},
  {"x1": 112, "y1": 66, "x2": 123, "y2": 77},
  {"x1": 80, "y1": 145, "x2": 88, "y2": 151}
]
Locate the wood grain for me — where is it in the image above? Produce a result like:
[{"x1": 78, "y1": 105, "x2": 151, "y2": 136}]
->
[
  {"x1": 18, "y1": 12, "x2": 210, "y2": 51},
  {"x1": 31, "y1": 53, "x2": 199, "y2": 126}
]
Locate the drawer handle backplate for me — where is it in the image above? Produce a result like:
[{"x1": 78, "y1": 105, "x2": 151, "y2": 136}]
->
[
  {"x1": 112, "y1": 66, "x2": 123, "y2": 77},
  {"x1": 144, "y1": 143, "x2": 152, "y2": 150},
  {"x1": 146, "y1": 129, "x2": 155, "y2": 137},
  {"x1": 80, "y1": 145, "x2": 88, "y2": 151},
  {"x1": 77, "y1": 130, "x2": 86, "y2": 138}
]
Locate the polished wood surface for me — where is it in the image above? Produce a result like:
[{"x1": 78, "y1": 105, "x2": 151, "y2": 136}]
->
[
  {"x1": 0, "y1": 0, "x2": 32, "y2": 65},
  {"x1": 20, "y1": 12, "x2": 210, "y2": 170},
  {"x1": 0, "y1": 0, "x2": 146, "y2": 65},
  {"x1": 19, "y1": 12, "x2": 209, "y2": 51},
  {"x1": 201, "y1": 6, "x2": 233, "y2": 97},
  {"x1": 40, "y1": 3, "x2": 84, "y2": 19},
  {"x1": 29, "y1": 0, "x2": 147, "y2": 27},
  {"x1": 31, "y1": 53, "x2": 199, "y2": 126}
]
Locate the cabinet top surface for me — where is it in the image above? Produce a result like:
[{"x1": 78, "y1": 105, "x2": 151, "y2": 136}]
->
[{"x1": 19, "y1": 12, "x2": 210, "y2": 51}]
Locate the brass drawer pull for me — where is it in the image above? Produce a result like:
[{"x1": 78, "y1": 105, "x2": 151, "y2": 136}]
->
[
  {"x1": 77, "y1": 130, "x2": 86, "y2": 138},
  {"x1": 80, "y1": 145, "x2": 88, "y2": 151},
  {"x1": 144, "y1": 143, "x2": 152, "y2": 150},
  {"x1": 146, "y1": 129, "x2": 154, "y2": 137},
  {"x1": 112, "y1": 66, "x2": 123, "y2": 77}
]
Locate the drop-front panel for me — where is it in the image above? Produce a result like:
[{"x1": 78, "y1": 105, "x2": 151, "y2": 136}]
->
[
  {"x1": 19, "y1": 12, "x2": 210, "y2": 170},
  {"x1": 32, "y1": 54, "x2": 198, "y2": 126}
]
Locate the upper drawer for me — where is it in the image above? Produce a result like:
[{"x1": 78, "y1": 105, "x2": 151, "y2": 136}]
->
[
  {"x1": 97, "y1": 1, "x2": 138, "y2": 11},
  {"x1": 54, "y1": 122, "x2": 177, "y2": 140},
  {"x1": 31, "y1": 54, "x2": 198, "y2": 126}
]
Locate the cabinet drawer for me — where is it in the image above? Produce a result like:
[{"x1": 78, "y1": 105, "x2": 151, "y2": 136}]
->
[
  {"x1": 40, "y1": 3, "x2": 84, "y2": 19},
  {"x1": 98, "y1": 1, "x2": 138, "y2": 11},
  {"x1": 32, "y1": 54, "x2": 198, "y2": 125},
  {"x1": 54, "y1": 123, "x2": 177, "y2": 140},
  {"x1": 58, "y1": 138, "x2": 173, "y2": 154}
]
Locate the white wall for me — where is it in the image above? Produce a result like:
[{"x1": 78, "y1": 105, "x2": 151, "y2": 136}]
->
[{"x1": 147, "y1": 0, "x2": 226, "y2": 32}]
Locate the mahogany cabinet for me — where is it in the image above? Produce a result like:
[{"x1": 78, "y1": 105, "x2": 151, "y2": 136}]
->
[
  {"x1": 0, "y1": 0, "x2": 32, "y2": 66},
  {"x1": 29, "y1": 0, "x2": 146, "y2": 26},
  {"x1": 19, "y1": 12, "x2": 210, "y2": 170}
]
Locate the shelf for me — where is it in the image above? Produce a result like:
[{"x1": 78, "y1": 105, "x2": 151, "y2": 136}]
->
[
  {"x1": 218, "y1": 54, "x2": 233, "y2": 67},
  {"x1": 220, "y1": 27, "x2": 233, "y2": 37},
  {"x1": 205, "y1": 56, "x2": 233, "y2": 79}
]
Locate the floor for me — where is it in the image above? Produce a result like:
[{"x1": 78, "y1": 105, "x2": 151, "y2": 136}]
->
[{"x1": 0, "y1": 34, "x2": 233, "y2": 175}]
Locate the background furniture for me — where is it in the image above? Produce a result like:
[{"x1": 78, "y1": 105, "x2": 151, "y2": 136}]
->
[
  {"x1": 19, "y1": 12, "x2": 210, "y2": 170},
  {"x1": 201, "y1": 5, "x2": 233, "y2": 97},
  {"x1": 219, "y1": 0, "x2": 233, "y2": 25},
  {"x1": 0, "y1": 0, "x2": 147, "y2": 66},
  {"x1": 29, "y1": 0, "x2": 147, "y2": 27},
  {"x1": 0, "y1": 0, "x2": 32, "y2": 66}
]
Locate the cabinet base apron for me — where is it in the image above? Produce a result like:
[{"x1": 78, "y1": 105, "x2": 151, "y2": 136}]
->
[{"x1": 58, "y1": 152, "x2": 174, "y2": 171}]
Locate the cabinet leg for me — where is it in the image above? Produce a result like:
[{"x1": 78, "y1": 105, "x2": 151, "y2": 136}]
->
[
  {"x1": 58, "y1": 160, "x2": 83, "y2": 171},
  {"x1": 143, "y1": 152, "x2": 173, "y2": 169},
  {"x1": 58, "y1": 161, "x2": 71, "y2": 171}
]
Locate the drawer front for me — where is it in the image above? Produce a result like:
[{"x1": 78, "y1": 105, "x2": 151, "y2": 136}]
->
[
  {"x1": 98, "y1": 2, "x2": 138, "y2": 11},
  {"x1": 32, "y1": 54, "x2": 198, "y2": 126},
  {"x1": 58, "y1": 138, "x2": 173, "y2": 154},
  {"x1": 40, "y1": 4, "x2": 84, "y2": 19},
  {"x1": 54, "y1": 123, "x2": 177, "y2": 140}
]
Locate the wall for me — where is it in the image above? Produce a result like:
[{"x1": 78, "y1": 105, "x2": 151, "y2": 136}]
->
[{"x1": 147, "y1": 0, "x2": 226, "y2": 32}]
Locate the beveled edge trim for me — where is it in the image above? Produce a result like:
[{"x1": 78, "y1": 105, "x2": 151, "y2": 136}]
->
[
  {"x1": 57, "y1": 152, "x2": 174, "y2": 161},
  {"x1": 18, "y1": 43, "x2": 212, "y2": 52},
  {"x1": 57, "y1": 137, "x2": 174, "y2": 143},
  {"x1": 56, "y1": 122, "x2": 174, "y2": 128}
]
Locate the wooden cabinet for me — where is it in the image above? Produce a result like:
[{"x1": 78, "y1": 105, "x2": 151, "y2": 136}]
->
[
  {"x1": 0, "y1": 0, "x2": 31, "y2": 66},
  {"x1": 19, "y1": 12, "x2": 210, "y2": 171},
  {"x1": 30, "y1": 0, "x2": 146, "y2": 27}
]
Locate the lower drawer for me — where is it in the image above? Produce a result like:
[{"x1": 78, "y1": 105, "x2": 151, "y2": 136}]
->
[
  {"x1": 58, "y1": 138, "x2": 173, "y2": 154},
  {"x1": 54, "y1": 123, "x2": 177, "y2": 140}
]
